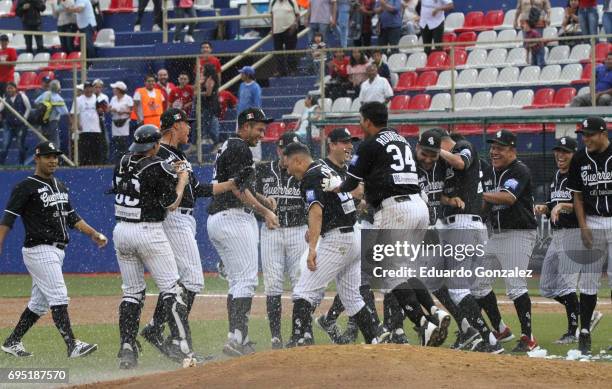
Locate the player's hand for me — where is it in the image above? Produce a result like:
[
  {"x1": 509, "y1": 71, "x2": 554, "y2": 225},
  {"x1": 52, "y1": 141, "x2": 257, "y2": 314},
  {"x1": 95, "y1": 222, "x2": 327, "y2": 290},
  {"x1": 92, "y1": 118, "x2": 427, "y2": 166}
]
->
[
  {"x1": 266, "y1": 196, "x2": 277, "y2": 211},
  {"x1": 92, "y1": 232, "x2": 108, "y2": 248},
  {"x1": 549, "y1": 204, "x2": 565, "y2": 224},
  {"x1": 264, "y1": 210, "x2": 280, "y2": 229},
  {"x1": 321, "y1": 170, "x2": 342, "y2": 192},
  {"x1": 533, "y1": 204, "x2": 548, "y2": 217},
  {"x1": 448, "y1": 197, "x2": 465, "y2": 210},
  {"x1": 580, "y1": 227, "x2": 593, "y2": 249},
  {"x1": 173, "y1": 160, "x2": 188, "y2": 173},
  {"x1": 307, "y1": 248, "x2": 317, "y2": 271}
]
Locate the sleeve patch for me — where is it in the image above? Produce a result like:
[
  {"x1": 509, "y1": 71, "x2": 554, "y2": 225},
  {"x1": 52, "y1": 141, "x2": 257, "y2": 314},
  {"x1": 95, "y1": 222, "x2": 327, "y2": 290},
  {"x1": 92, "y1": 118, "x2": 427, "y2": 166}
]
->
[
  {"x1": 306, "y1": 189, "x2": 316, "y2": 203},
  {"x1": 503, "y1": 178, "x2": 519, "y2": 191},
  {"x1": 459, "y1": 148, "x2": 472, "y2": 159}
]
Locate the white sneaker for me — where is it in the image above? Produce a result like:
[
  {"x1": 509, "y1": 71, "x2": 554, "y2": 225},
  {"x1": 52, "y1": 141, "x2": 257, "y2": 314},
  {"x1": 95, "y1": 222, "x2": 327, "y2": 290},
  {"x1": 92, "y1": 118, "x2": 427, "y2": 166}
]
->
[
  {"x1": 590, "y1": 311, "x2": 603, "y2": 333},
  {"x1": 419, "y1": 321, "x2": 441, "y2": 347},
  {"x1": 2, "y1": 341, "x2": 32, "y2": 357},
  {"x1": 152, "y1": 24, "x2": 161, "y2": 32},
  {"x1": 68, "y1": 340, "x2": 98, "y2": 358},
  {"x1": 133, "y1": 24, "x2": 141, "y2": 32},
  {"x1": 184, "y1": 34, "x2": 195, "y2": 43}
]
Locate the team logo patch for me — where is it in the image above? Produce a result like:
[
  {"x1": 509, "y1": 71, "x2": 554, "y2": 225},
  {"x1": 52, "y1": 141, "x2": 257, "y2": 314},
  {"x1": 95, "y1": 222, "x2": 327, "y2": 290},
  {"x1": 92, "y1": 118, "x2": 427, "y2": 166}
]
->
[
  {"x1": 428, "y1": 136, "x2": 434, "y2": 145},
  {"x1": 496, "y1": 131, "x2": 502, "y2": 138},
  {"x1": 306, "y1": 190, "x2": 316, "y2": 203},
  {"x1": 503, "y1": 178, "x2": 519, "y2": 191},
  {"x1": 561, "y1": 137, "x2": 566, "y2": 145},
  {"x1": 459, "y1": 148, "x2": 472, "y2": 159},
  {"x1": 350, "y1": 155, "x2": 359, "y2": 166}
]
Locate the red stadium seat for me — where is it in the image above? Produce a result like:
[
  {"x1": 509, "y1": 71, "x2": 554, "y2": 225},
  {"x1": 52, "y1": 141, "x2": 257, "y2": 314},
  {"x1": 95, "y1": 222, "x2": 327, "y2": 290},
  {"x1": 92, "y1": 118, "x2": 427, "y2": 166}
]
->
[
  {"x1": 477, "y1": 10, "x2": 504, "y2": 30},
  {"x1": 571, "y1": 62, "x2": 596, "y2": 85},
  {"x1": 284, "y1": 121, "x2": 298, "y2": 131},
  {"x1": 44, "y1": 52, "x2": 67, "y2": 71},
  {"x1": 594, "y1": 42, "x2": 611, "y2": 63},
  {"x1": 407, "y1": 94, "x2": 432, "y2": 110},
  {"x1": 455, "y1": 11, "x2": 484, "y2": 33},
  {"x1": 35, "y1": 71, "x2": 55, "y2": 85},
  {"x1": 549, "y1": 87, "x2": 577, "y2": 107},
  {"x1": 389, "y1": 95, "x2": 411, "y2": 111},
  {"x1": 18, "y1": 72, "x2": 38, "y2": 90},
  {"x1": 418, "y1": 51, "x2": 448, "y2": 71},
  {"x1": 105, "y1": 0, "x2": 134, "y2": 13},
  {"x1": 525, "y1": 88, "x2": 555, "y2": 109},
  {"x1": 454, "y1": 124, "x2": 484, "y2": 135},
  {"x1": 442, "y1": 32, "x2": 456, "y2": 50},
  {"x1": 396, "y1": 125, "x2": 419, "y2": 138},
  {"x1": 443, "y1": 49, "x2": 467, "y2": 68},
  {"x1": 263, "y1": 122, "x2": 285, "y2": 142},
  {"x1": 394, "y1": 71, "x2": 417, "y2": 92},
  {"x1": 406, "y1": 71, "x2": 438, "y2": 91},
  {"x1": 456, "y1": 31, "x2": 478, "y2": 48}
]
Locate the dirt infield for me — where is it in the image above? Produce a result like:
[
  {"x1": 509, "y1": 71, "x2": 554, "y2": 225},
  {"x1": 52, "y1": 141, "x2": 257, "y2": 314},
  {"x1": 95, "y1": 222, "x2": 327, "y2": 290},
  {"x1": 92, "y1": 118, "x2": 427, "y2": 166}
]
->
[{"x1": 74, "y1": 344, "x2": 612, "y2": 389}]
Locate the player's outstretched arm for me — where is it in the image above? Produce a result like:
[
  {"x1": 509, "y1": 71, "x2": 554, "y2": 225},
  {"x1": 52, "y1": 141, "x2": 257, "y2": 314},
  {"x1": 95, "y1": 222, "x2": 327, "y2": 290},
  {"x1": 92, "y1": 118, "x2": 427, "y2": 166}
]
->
[
  {"x1": 439, "y1": 149, "x2": 466, "y2": 170},
  {"x1": 306, "y1": 204, "x2": 323, "y2": 271},
  {"x1": 73, "y1": 220, "x2": 108, "y2": 248}
]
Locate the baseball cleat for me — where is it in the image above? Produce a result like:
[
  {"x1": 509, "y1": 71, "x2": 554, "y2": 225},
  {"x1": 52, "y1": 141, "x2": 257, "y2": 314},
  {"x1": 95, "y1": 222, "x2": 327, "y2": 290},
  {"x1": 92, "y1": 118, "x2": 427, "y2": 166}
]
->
[
  {"x1": 451, "y1": 327, "x2": 482, "y2": 351},
  {"x1": 474, "y1": 341, "x2": 505, "y2": 354},
  {"x1": 511, "y1": 334, "x2": 538, "y2": 353},
  {"x1": 434, "y1": 310, "x2": 451, "y2": 344},
  {"x1": 375, "y1": 324, "x2": 391, "y2": 344},
  {"x1": 285, "y1": 334, "x2": 313, "y2": 348},
  {"x1": 164, "y1": 339, "x2": 193, "y2": 363},
  {"x1": 578, "y1": 330, "x2": 591, "y2": 355},
  {"x1": 118, "y1": 343, "x2": 138, "y2": 370},
  {"x1": 417, "y1": 321, "x2": 441, "y2": 347},
  {"x1": 315, "y1": 315, "x2": 343, "y2": 344},
  {"x1": 389, "y1": 328, "x2": 409, "y2": 344},
  {"x1": 223, "y1": 339, "x2": 256, "y2": 357},
  {"x1": 493, "y1": 326, "x2": 515, "y2": 343},
  {"x1": 553, "y1": 332, "x2": 578, "y2": 345},
  {"x1": 68, "y1": 340, "x2": 98, "y2": 358},
  {"x1": 1, "y1": 341, "x2": 32, "y2": 357},
  {"x1": 271, "y1": 337, "x2": 283, "y2": 350},
  {"x1": 590, "y1": 311, "x2": 603, "y2": 333},
  {"x1": 140, "y1": 324, "x2": 167, "y2": 355},
  {"x1": 338, "y1": 319, "x2": 358, "y2": 344}
]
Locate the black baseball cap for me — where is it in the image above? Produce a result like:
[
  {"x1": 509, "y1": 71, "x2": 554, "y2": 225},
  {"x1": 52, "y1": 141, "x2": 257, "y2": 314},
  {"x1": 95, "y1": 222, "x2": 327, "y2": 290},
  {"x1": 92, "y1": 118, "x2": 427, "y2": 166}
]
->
[
  {"x1": 0, "y1": 34, "x2": 8, "y2": 41},
  {"x1": 418, "y1": 129, "x2": 442, "y2": 152},
  {"x1": 278, "y1": 131, "x2": 301, "y2": 148},
  {"x1": 328, "y1": 127, "x2": 359, "y2": 143},
  {"x1": 575, "y1": 116, "x2": 607, "y2": 134},
  {"x1": 35, "y1": 141, "x2": 63, "y2": 156},
  {"x1": 237, "y1": 108, "x2": 273, "y2": 127},
  {"x1": 487, "y1": 129, "x2": 516, "y2": 147},
  {"x1": 552, "y1": 136, "x2": 578, "y2": 153},
  {"x1": 160, "y1": 108, "x2": 188, "y2": 131}
]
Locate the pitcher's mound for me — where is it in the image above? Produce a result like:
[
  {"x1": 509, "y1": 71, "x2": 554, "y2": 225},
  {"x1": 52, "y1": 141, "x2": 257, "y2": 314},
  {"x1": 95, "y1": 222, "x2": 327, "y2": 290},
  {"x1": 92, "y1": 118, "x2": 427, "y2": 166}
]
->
[{"x1": 78, "y1": 344, "x2": 612, "y2": 389}]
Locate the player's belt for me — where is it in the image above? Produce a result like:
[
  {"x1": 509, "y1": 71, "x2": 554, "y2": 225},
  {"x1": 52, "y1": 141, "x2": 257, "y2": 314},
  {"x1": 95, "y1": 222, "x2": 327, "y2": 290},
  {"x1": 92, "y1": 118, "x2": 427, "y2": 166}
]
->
[
  {"x1": 444, "y1": 214, "x2": 482, "y2": 224},
  {"x1": 51, "y1": 242, "x2": 66, "y2": 250},
  {"x1": 375, "y1": 194, "x2": 413, "y2": 212},
  {"x1": 177, "y1": 208, "x2": 193, "y2": 215},
  {"x1": 321, "y1": 226, "x2": 354, "y2": 237}
]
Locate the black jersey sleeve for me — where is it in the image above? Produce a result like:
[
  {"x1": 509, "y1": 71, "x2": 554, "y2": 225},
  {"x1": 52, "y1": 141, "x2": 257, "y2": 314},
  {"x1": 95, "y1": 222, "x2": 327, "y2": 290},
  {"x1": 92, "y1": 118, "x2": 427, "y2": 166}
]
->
[
  {"x1": 301, "y1": 172, "x2": 325, "y2": 211},
  {"x1": 192, "y1": 181, "x2": 214, "y2": 198},
  {"x1": 1, "y1": 181, "x2": 30, "y2": 228},
  {"x1": 498, "y1": 165, "x2": 530, "y2": 200},
  {"x1": 566, "y1": 153, "x2": 583, "y2": 193},
  {"x1": 347, "y1": 140, "x2": 375, "y2": 180}
]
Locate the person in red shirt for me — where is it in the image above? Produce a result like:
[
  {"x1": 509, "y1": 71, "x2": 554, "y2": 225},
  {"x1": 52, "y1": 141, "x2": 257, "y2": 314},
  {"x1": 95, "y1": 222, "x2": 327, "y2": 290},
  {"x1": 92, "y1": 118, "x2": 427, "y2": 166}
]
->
[
  {"x1": 168, "y1": 72, "x2": 194, "y2": 114},
  {"x1": 326, "y1": 50, "x2": 351, "y2": 99},
  {"x1": 0, "y1": 35, "x2": 18, "y2": 97},
  {"x1": 155, "y1": 68, "x2": 176, "y2": 110},
  {"x1": 218, "y1": 90, "x2": 237, "y2": 120},
  {"x1": 199, "y1": 41, "x2": 222, "y2": 82}
]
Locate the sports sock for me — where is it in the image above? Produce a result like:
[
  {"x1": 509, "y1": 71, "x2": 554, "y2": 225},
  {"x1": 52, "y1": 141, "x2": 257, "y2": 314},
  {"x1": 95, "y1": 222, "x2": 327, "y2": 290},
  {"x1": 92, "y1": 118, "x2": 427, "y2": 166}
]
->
[
  {"x1": 391, "y1": 283, "x2": 425, "y2": 326},
  {"x1": 360, "y1": 285, "x2": 380, "y2": 326},
  {"x1": 119, "y1": 300, "x2": 142, "y2": 346},
  {"x1": 408, "y1": 278, "x2": 436, "y2": 312},
  {"x1": 383, "y1": 292, "x2": 404, "y2": 330},
  {"x1": 325, "y1": 294, "x2": 345, "y2": 323},
  {"x1": 266, "y1": 295, "x2": 282, "y2": 339},
  {"x1": 227, "y1": 294, "x2": 233, "y2": 333},
  {"x1": 458, "y1": 295, "x2": 492, "y2": 340},
  {"x1": 149, "y1": 293, "x2": 167, "y2": 330},
  {"x1": 433, "y1": 286, "x2": 463, "y2": 328},
  {"x1": 232, "y1": 297, "x2": 252, "y2": 344},
  {"x1": 351, "y1": 305, "x2": 377, "y2": 344},
  {"x1": 5, "y1": 307, "x2": 40, "y2": 345},
  {"x1": 477, "y1": 291, "x2": 502, "y2": 331},
  {"x1": 512, "y1": 293, "x2": 532, "y2": 338},
  {"x1": 579, "y1": 293, "x2": 597, "y2": 332},
  {"x1": 556, "y1": 293, "x2": 579, "y2": 335},
  {"x1": 291, "y1": 298, "x2": 312, "y2": 339},
  {"x1": 50, "y1": 305, "x2": 76, "y2": 349}
]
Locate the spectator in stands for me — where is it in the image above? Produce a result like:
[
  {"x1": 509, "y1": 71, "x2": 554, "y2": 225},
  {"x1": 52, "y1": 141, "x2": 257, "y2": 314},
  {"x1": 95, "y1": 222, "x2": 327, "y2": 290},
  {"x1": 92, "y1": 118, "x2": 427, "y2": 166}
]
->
[
  {"x1": 372, "y1": 49, "x2": 391, "y2": 83},
  {"x1": 419, "y1": 0, "x2": 453, "y2": 55},
  {"x1": 67, "y1": 0, "x2": 97, "y2": 58},
  {"x1": 108, "y1": 81, "x2": 133, "y2": 162},
  {"x1": 133, "y1": 74, "x2": 165, "y2": 127},
  {"x1": 327, "y1": 50, "x2": 350, "y2": 99},
  {"x1": 356, "y1": 0, "x2": 375, "y2": 47},
  {"x1": 172, "y1": 0, "x2": 196, "y2": 43},
  {"x1": 0, "y1": 82, "x2": 31, "y2": 165},
  {"x1": 310, "y1": 31, "x2": 327, "y2": 74},
  {"x1": 168, "y1": 72, "x2": 194, "y2": 113},
  {"x1": 514, "y1": 0, "x2": 551, "y2": 31},
  {"x1": 401, "y1": 0, "x2": 420, "y2": 36},
  {"x1": 375, "y1": 0, "x2": 403, "y2": 53},
  {"x1": 54, "y1": 0, "x2": 78, "y2": 54},
  {"x1": 605, "y1": 0, "x2": 612, "y2": 43},
  {"x1": 347, "y1": 49, "x2": 369, "y2": 95},
  {"x1": 218, "y1": 89, "x2": 237, "y2": 120},
  {"x1": 359, "y1": 63, "x2": 393, "y2": 103},
  {"x1": 76, "y1": 83, "x2": 83, "y2": 97},
  {"x1": 522, "y1": 18, "x2": 545, "y2": 66},
  {"x1": 571, "y1": 51, "x2": 612, "y2": 106},
  {"x1": 306, "y1": 0, "x2": 337, "y2": 44},
  {"x1": 202, "y1": 65, "x2": 220, "y2": 146},
  {"x1": 0, "y1": 35, "x2": 18, "y2": 97},
  {"x1": 33, "y1": 76, "x2": 52, "y2": 101},
  {"x1": 72, "y1": 81, "x2": 106, "y2": 165},
  {"x1": 199, "y1": 41, "x2": 222, "y2": 82},
  {"x1": 577, "y1": 0, "x2": 598, "y2": 37},
  {"x1": 296, "y1": 94, "x2": 321, "y2": 138},
  {"x1": 271, "y1": 0, "x2": 300, "y2": 76},
  {"x1": 236, "y1": 66, "x2": 262, "y2": 114},
  {"x1": 35, "y1": 79, "x2": 68, "y2": 148},
  {"x1": 156, "y1": 69, "x2": 175, "y2": 109},
  {"x1": 16, "y1": 0, "x2": 46, "y2": 54},
  {"x1": 336, "y1": 0, "x2": 351, "y2": 48},
  {"x1": 560, "y1": 0, "x2": 582, "y2": 46},
  {"x1": 134, "y1": 0, "x2": 162, "y2": 32},
  {"x1": 93, "y1": 79, "x2": 109, "y2": 151}
]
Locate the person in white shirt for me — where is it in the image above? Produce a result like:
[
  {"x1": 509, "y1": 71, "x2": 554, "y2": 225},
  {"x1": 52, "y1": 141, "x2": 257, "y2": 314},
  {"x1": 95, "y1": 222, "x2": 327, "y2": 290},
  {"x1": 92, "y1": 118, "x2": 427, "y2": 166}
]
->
[
  {"x1": 419, "y1": 0, "x2": 454, "y2": 54},
  {"x1": 108, "y1": 81, "x2": 133, "y2": 162},
  {"x1": 71, "y1": 81, "x2": 105, "y2": 165},
  {"x1": 359, "y1": 64, "x2": 394, "y2": 103},
  {"x1": 93, "y1": 78, "x2": 110, "y2": 158},
  {"x1": 296, "y1": 94, "x2": 321, "y2": 139}
]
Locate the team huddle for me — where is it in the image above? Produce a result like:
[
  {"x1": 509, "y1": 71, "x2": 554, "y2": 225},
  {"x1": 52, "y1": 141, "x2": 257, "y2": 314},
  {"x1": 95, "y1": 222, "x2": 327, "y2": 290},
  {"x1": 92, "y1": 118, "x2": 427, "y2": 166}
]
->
[{"x1": 0, "y1": 102, "x2": 610, "y2": 368}]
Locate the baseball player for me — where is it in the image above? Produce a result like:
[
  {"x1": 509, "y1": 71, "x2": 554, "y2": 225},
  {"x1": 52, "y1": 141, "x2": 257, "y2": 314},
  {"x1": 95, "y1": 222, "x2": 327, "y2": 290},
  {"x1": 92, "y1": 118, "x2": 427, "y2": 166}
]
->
[
  {"x1": 255, "y1": 131, "x2": 308, "y2": 349},
  {"x1": 283, "y1": 142, "x2": 383, "y2": 346},
  {"x1": 207, "y1": 108, "x2": 280, "y2": 357},
  {"x1": 475, "y1": 129, "x2": 538, "y2": 353},
  {"x1": 0, "y1": 141, "x2": 105, "y2": 358},
  {"x1": 566, "y1": 116, "x2": 612, "y2": 355},
  {"x1": 139, "y1": 109, "x2": 242, "y2": 359},
  {"x1": 112, "y1": 125, "x2": 194, "y2": 369},
  {"x1": 324, "y1": 102, "x2": 445, "y2": 347}
]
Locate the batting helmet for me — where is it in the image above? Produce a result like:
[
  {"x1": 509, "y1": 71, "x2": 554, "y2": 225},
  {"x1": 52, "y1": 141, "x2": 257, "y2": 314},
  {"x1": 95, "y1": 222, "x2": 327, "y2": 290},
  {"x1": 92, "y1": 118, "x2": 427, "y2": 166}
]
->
[{"x1": 130, "y1": 124, "x2": 161, "y2": 153}]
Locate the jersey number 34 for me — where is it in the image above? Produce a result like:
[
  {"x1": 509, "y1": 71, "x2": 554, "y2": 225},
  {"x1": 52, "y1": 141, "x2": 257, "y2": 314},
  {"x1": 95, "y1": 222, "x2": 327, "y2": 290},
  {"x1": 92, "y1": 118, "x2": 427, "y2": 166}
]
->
[{"x1": 387, "y1": 144, "x2": 416, "y2": 172}]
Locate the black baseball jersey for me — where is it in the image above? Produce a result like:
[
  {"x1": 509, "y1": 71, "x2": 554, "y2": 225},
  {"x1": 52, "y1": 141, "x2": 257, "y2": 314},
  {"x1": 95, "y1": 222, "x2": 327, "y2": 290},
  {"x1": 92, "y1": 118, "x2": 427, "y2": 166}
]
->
[
  {"x1": 1, "y1": 175, "x2": 82, "y2": 248},
  {"x1": 255, "y1": 160, "x2": 306, "y2": 228},
  {"x1": 567, "y1": 143, "x2": 612, "y2": 216},
  {"x1": 417, "y1": 159, "x2": 447, "y2": 225},
  {"x1": 301, "y1": 161, "x2": 357, "y2": 235},
  {"x1": 345, "y1": 128, "x2": 420, "y2": 208},
  {"x1": 113, "y1": 153, "x2": 179, "y2": 222},
  {"x1": 208, "y1": 137, "x2": 254, "y2": 215},
  {"x1": 442, "y1": 140, "x2": 483, "y2": 218},
  {"x1": 157, "y1": 144, "x2": 213, "y2": 209},
  {"x1": 482, "y1": 159, "x2": 537, "y2": 231},
  {"x1": 546, "y1": 170, "x2": 578, "y2": 229}
]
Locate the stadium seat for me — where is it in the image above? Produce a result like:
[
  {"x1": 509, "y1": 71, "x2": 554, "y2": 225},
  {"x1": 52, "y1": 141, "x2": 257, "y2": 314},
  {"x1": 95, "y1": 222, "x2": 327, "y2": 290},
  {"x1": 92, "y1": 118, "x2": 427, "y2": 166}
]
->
[
  {"x1": 105, "y1": 0, "x2": 133, "y2": 13},
  {"x1": 405, "y1": 52, "x2": 428, "y2": 70},
  {"x1": 390, "y1": 72, "x2": 398, "y2": 87},
  {"x1": 444, "y1": 49, "x2": 467, "y2": 68},
  {"x1": 43, "y1": 32, "x2": 61, "y2": 48},
  {"x1": 496, "y1": 29, "x2": 520, "y2": 48},
  {"x1": 464, "y1": 48, "x2": 487, "y2": 68},
  {"x1": 577, "y1": 86, "x2": 590, "y2": 96},
  {"x1": 429, "y1": 70, "x2": 457, "y2": 90},
  {"x1": 13, "y1": 72, "x2": 19, "y2": 86},
  {"x1": 17, "y1": 71, "x2": 38, "y2": 90},
  {"x1": 571, "y1": 62, "x2": 594, "y2": 85},
  {"x1": 511, "y1": 89, "x2": 534, "y2": 108},
  {"x1": 444, "y1": 12, "x2": 465, "y2": 33},
  {"x1": 495, "y1": 66, "x2": 519, "y2": 86},
  {"x1": 389, "y1": 95, "x2": 411, "y2": 111},
  {"x1": 95, "y1": 28, "x2": 115, "y2": 48},
  {"x1": 394, "y1": 71, "x2": 417, "y2": 92},
  {"x1": 549, "y1": 7, "x2": 565, "y2": 27},
  {"x1": 593, "y1": 42, "x2": 611, "y2": 63},
  {"x1": 456, "y1": 68, "x2": 478, "y2": 88},
  {"x1": 486, "y1": 48, "x2": 508, "y2": 66},
  {"x1": 15, "y1": 53, "x2": 34, "y2": 72},
  {"x1": 350, "y1": 98, "x2": 361, "y2": 112},
  {"x1": 465, "y1": 91, "x2": 492, "y2": 110},
  {"x1": 559, "y1": 63, "x2": 582, "y2": 83},
  {"x1": 194, "y1": 0, "x2": 214, "y2": 10},
  {"x1": 99, "y1": 0, "x2": 111, "y2": 11},
  {"x1": 539, "y1": 64, "x2": 562, "y2": 84},
  {"x1": 498, "y1": 9, "x2": 516, "y2": 30},
  {"x1": 478, "y1": 10, "x2": 504, "y2": 30},
  {"x1": 443, "y1": 32, "x2": 457, "y2": 45},
  {"x1": 474, "y1": 30, "x2": 498, "y2": 49},
  {"x1": 34, "y1": 70, "x2": 55, "y2": 86},
  {"x1": 396, "y1": 125, "x2": 420, "y2": 137},
  {"x1": 430, "y1": 93, "x2": 451, "y2": 110},
  {"x1": 407, "y1": 94, "x2": 432, "y2": 110},
  {"x1": 490, "y1": 90, "x2": 513, "y2": 108},
  {"x1": 546, "y1": 45, "x2": 570, "y2": 64},
  {"x1": 525, "y1": 88, "x2": 555, "y2": 108},
  {"x1": 31, "y1": 52, "x2": 50, "y2": 71},
  {"x1": 517, "y1": 66, "x2": 541, "y2": 85},
  {"x1": 542, "y1": 26, "x2": 558, "y2": 44},
  {"x1": 0, "y1": 0, "x2": 13, "y2": 17},
  {"x1": 477, "y1": 67, "x2": 498, "y2": 86},
  {"x1": 263, "y1": 122, "x2": 286, "y2": 142},
  {"x1": 408, "y1": 71, "x2": 438, "y2": 91},
  {"x1": 281, "y1": 98, "x2": 305, "y2": 120},
  {"x1": 549, "y1": 87, "x2": 577, "y2": 107},
  {"x1": 388, "y1": 53, "x2": 407, "y2": 73},
  {"x1": 9, "y1": 34, "x2": 26, "y2": 50},
  {"x1": 63, "y1": 52, "x2": 82, "y2": 70},
  {"x1": 505, "y1": 47, "x2": 528, "y2": 66},
  {"x1": 320, "y1": 98, "x2": 333, "y2": 112},
  {"x1": 330, "y1": 97, "x2": 352, "y2": 114},
  {"x1": 419, "y1": 51, "x2": 448, "y2": 71},
  {"x1": 455, "y1": 11, "x2": 484, "y2": 33},
  {"x1": 569, "y1": 44, "x2": 591, "y2": 63},
  {"x1": 454, "y1": 92, "x2": 472, "y2": 110},
  {"x1": 42, "y1": 52, "x2": 66, "y2": 71},
  {"x1": 398, "y1": 34, "x2": 419, "y2": 53},
  {"x1": 456, "y1": 31, "x2": 478, "y2": 48}
]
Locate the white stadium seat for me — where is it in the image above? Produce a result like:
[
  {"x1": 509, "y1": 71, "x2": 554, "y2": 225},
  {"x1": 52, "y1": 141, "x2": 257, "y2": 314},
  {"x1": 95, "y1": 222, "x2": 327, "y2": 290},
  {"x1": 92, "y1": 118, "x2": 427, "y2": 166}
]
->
[
  {"x1": 429, "y1": 70, "x2": 457, "y2": 90},
  {"x1": 547, "y1": 45, "x2": 570, "y2": 64},
  {"x1": 464, "y1": 48, "x2": 487, "y2": 68},
  {"x1": 543, "y1": 26, "x2": 559, "y2": 44},
  {"x1": 31, "y1": 52, "x2": 50, "y2": 70},
  {"x1": 387, "y1": 53, "x2": 407, "y2": 73},
  {"x1": 491, "y1": 90, "x2": 513, "y2": 108},
  {"x1": 15, "y1": 53, "x2": 34, "y2": 72},
  {"x1": 320, "y1": 98, "x2": 333, "y2": 112},
  {"x1": 559, "y1": 64, "x2": 582, "y2": 83},
  {"x1": 496, "y1": 66, "x2": 519, "y2": 86},
  {"x1": 486, "y1": 48, "x2": 508, "y2": 67},
  {"x1": 517, "y1": 66, "x2": 541, "y2": 85},
  {"x1": 95, "y1": 28, "x2": 116, "y2": 48},
  {"x1": 350, "y1": 97, "x2": 361, "y2": 112},
  {"x1": 475, "y1": 30, "x2": 497, "y2": 49},
  {"x1": 568, "y1": 44, "x2": 591, "y2": 63},
  {"x1": 549, "y1": 7, "x2": 565, "y2": 27},
  {"x1": 496, "y1": 29, "x2": 520, "y2": 48},
  {"x1": 405, "y1": 52, "x2": 428, "y2": 70},
  {"x1": 445, "y1": 12, "x2": 465, "y2": 32},
  {"x1": 43, "y1": 32, "x2": 61, "y2": 48},
  {"x1": 539, "y1": 64, "x2": 561, "y2": 84},
  {"x1": 498, "y1": 9, "x2": 516, "y2": 30},
  {"x1": 195, "y1": 0, "x2": 214, "y2": 10},
  {"x1": 511, "y1": 89, "x2": 534, "y2": 108},
  {"x1": 430, "y1": 93, "x2": 451, "y2": 110},
  {"x1": 477, "y1": 67, "x2": 498, "y2": 86},
  {"x1": 398, "y1": 34, "x2": 420, "y2": 54},
  {"x1": 466, "y1": 91, "x2": 492, "y2": 110},
  {"x1": 282, "y1": 98, "x2": 305, "y2": 120},
  {"x1": 578, "y1": 86, "x2": 590, "y2": 96},
  {"x1": 454, "y1": 92, "x2": 472, "y2": 110},
  {"x1": 506, "y1": 47, "x2": 528, "y2": 66},
  {"x1": 456, "y1": 68, "x2": 478, "y2": 88},
  {"x1": 390, "y1": 72, "x2": 398, "y2": 87}
]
